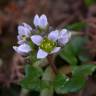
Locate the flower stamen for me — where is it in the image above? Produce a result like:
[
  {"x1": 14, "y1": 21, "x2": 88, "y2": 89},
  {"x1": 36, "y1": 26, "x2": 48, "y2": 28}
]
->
[{"x1": 40, "y1": 38, "x2": 56, "y2": 53}]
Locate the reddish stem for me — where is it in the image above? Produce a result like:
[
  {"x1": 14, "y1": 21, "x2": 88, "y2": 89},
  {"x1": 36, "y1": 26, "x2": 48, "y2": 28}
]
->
[{"x1": 47, "y1": 55, "x2": 57, "y2": 74}]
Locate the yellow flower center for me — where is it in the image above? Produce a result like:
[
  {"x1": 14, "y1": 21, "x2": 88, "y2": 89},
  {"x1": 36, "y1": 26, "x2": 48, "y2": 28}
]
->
[{"x1": 40, "y1": 38, "x2": 56, "y2": 53}]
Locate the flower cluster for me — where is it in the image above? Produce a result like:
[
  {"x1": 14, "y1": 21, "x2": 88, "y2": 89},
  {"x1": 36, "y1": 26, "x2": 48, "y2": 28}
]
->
[{"x1": 13, "y1": 14, "x2": 71, "y2": 59}]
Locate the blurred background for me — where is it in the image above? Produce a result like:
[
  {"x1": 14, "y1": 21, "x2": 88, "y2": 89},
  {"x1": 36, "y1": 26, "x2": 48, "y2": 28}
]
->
[{"x1": 0, "y1": 0, "x2": 96, "y2": 96}]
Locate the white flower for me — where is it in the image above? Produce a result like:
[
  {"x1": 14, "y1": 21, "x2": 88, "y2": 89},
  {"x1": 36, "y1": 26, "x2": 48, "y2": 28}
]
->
[
  {"x1": 48, "y1": 29, "x2": 71, "y2": 46},
  {"x1": 17, "y1": 23, "x2": 32, "y2": 44},
  {"x1": 13, "y1": 43, "x2": 31, "y2": 55},
  {"x1": 31, "y1": 31, "x2": 61, "y2": 59},
  {"x1": 33, "y1": 14, "x2": 48, "y2": 29},
  {"x1": 58, "y1": 29, "x2": 71, "y2": 46},
  {"x1": 48, "y1": 30, "x2": 59, "y2": 42}
]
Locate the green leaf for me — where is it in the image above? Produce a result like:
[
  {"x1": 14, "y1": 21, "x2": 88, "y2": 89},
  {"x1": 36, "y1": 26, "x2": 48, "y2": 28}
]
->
[
  {"x1": 20, "y1": 79, "x2": 51, "y2": 91},
  {"x1": 78, "y1": 54, "x2": 91, "y2": 62},
  {"x1": 25, "y1": 65, "x2": 43, "y2": 79},
  {"x1": 72, "y1": 64, "x2": 96, "y2": 77},
  {"x1": 85, "y1": 0, "x2": 96, "y2": 7},
  {"x1": 66, "y1": 22, "x2": 86, "y2": 31},
  {"x1": 63, "y1": 64, "x2": 96, "y2": 93},
  {"x1": 65, "y1": 64, "x2": 96, "y2": 93},
  {"x1": 71, "y1": 36, "x2": 88, "y2": 55},
  {"x1": 62, "y1": 75, "x2": 85, "y2": 93},
  {"x1": 40, "y1": 67, "x2": 55, "y2": 96},
  {"x1": 70, "y1": 36, "x2": 90, "y2": 62},
  {"x1": 40, "y1": 86, "x2": 53, "y2": 96},
  {"x1": 20, "y1": 65, "x2": 43, "y2": 91},
  {"x1": 42, "y1": 67, "x2": 55, "y2": 81},
  {"x1": 40, "y1": 67, "x2": 55, "y2": 89},
  {"x1": 54, "y1": 73, "x2": 84, "y2": 94},
  {"x1": 59, "y1": 36, "x2": 88, "y2": 65},
  {"x1": 54, "y1": 74, "x2": 69, "y2": 91},
  {"x1": 59, "y1": 43, "x2": 77, "y2": 65},
  {"x1": 54, "y1": 74, "x2": 85, "y2": 94},
  {"x1": 20, "y1": 78, "x2": 41, "y2": 91},
  {"x1": 54, "y1": 64, "x2": 96, "y2": 94}
]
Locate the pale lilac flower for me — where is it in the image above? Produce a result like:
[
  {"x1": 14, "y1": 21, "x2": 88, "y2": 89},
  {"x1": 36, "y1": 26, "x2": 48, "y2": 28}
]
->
[
  {"x1": 33, "y1": 14, "x2": 48, "y2": 29},
  {"x1": 48, "y1": 30, "x2": 59, "y2": 42},
  {"x1": 48, "y1": 29, "x2": 71, "y2": 46},
  {"x1": 58, "y1": 29, "x2": 71, "y2": 46},
  {"x1": 13, "y1": 43, "x2": 31, "y2": 55},
  {"x1": 17, "y1": 23, "x2": 32, "y2": 44},
  {"x1": 31, "y1": 30, "x2": 61, "y2": 59}
]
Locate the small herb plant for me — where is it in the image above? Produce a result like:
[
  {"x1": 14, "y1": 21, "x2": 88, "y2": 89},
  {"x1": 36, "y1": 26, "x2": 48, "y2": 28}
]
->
[{"x1": 13, "y1": 14, "x2": 96, "y2": 96}]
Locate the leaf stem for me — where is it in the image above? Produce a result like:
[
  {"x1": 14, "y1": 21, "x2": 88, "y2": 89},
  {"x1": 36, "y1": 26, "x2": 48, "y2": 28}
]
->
[{"x1": 71, "y1": 31, "x2": 85, "y2": 36}]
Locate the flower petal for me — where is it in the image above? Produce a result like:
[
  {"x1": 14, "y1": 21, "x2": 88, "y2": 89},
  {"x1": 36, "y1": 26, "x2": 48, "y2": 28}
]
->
[
  {"x1": 18, "y1": 40, "x2": 25, "y2": 45},
  {"x1": 13, "y1": 43, "x2": 31, "y2": 55},
  {"x1": 39, "y1": 14, "x2": 48, "y2": 29},
  {"x1": 18, "y1": 43, "x2": 31, "y2": 53},
  {"x1": 33, "y1": 14, "x2": 40, "y2": 27},
  {"x1": 13, "y1": 46, "x2": 25, "y2": 55},
  {"x1": 48, "y1": 30, "x2": 59, "y2": 41},
  {"x1": 58, "y1": 29, "x2": 71, "y2": 46},
  {"x1": 18, "y1": 25, "x2": 31, "y2": 37},
  {"x1": 51, "y1": 47, "x2": 61, "y2": 54},
  {"x1": 60, "y1": 29, "x2": 68, "y2": 36},
  {"x1": 23, "y1": 23, "x2": 32, "y2": 31},
  {"x1": 37, "y1": 49, "x2": 48, "y2": 59},
  {"x1": 17, "y1": 35, "x2": 21, "y2": 41},
  {"x1": 31, "y1": 35, "x2": 43, "y2": 45},
  {"x1": 18, "y1": 26, "x2": 25, "y2": 35},
  {"x1": 17, "y1": 35, "x2": 27, "y2": 44},
  {"x1": 13, "y1": 46, "x2": 18, "y2": 53}
]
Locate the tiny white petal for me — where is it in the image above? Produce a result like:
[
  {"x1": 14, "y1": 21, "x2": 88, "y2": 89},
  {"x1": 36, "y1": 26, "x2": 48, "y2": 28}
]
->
[
  {"x1": 18, "y1": 43, "x2": 31, "y2": 53},
  {"x1": 23, "y1": 23, "x2": 32, "y2": 31},
  {"x1": 33, "y1": 14, "x2": 40, "y2": 27},
  {"x1": 60, "y1": 29, "x2": 68, "y2": 35},
  {"x1": 13, "y1": 46, "x2": 24, "y2": 55},
  {"x1": 13, "y1": 43, "x2": 31, "y2": 55},
  {"x1": 17, "y1": 35, "x2": 21, "y2": 41},
  {"x1": 59, "y1": 29, "x2": 68, "y2": 38},
  {"x1": 17, "y1": 35, "x2": 26, "y2": 45},
  {"x1": 18, "y1": 40, "x2": 24, "y2": 45},
  {"x1": 58, "y1": 29, "x2": 71, "y2": 45},
  {"x1": 18, "y1": 26, "x2": 25, "y2": 35},
  {"x1": 37, "y1": 49, "x2": 48, "y2": 59},
  {"x1": 24, "y1": 28, "x2": 31, "y2": 37},
  {"x1": 31, "y1": 35, "x2": 43, "y2": 45},
  {"x1": 48, "y1": 30, "x2": 59, "y2": 41},
  {"x1": 39, "y1": 14, "x2": 48, "y2": 29},
  {"x1": 13, "y1": 46, "x2": 18, "y2": 52},
  {"x1": 18, "y1": 26, "x2": 31, "y2": 37},
  {"x1": 51, "y1": 47, "x2": 61, "y2": 54}
]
